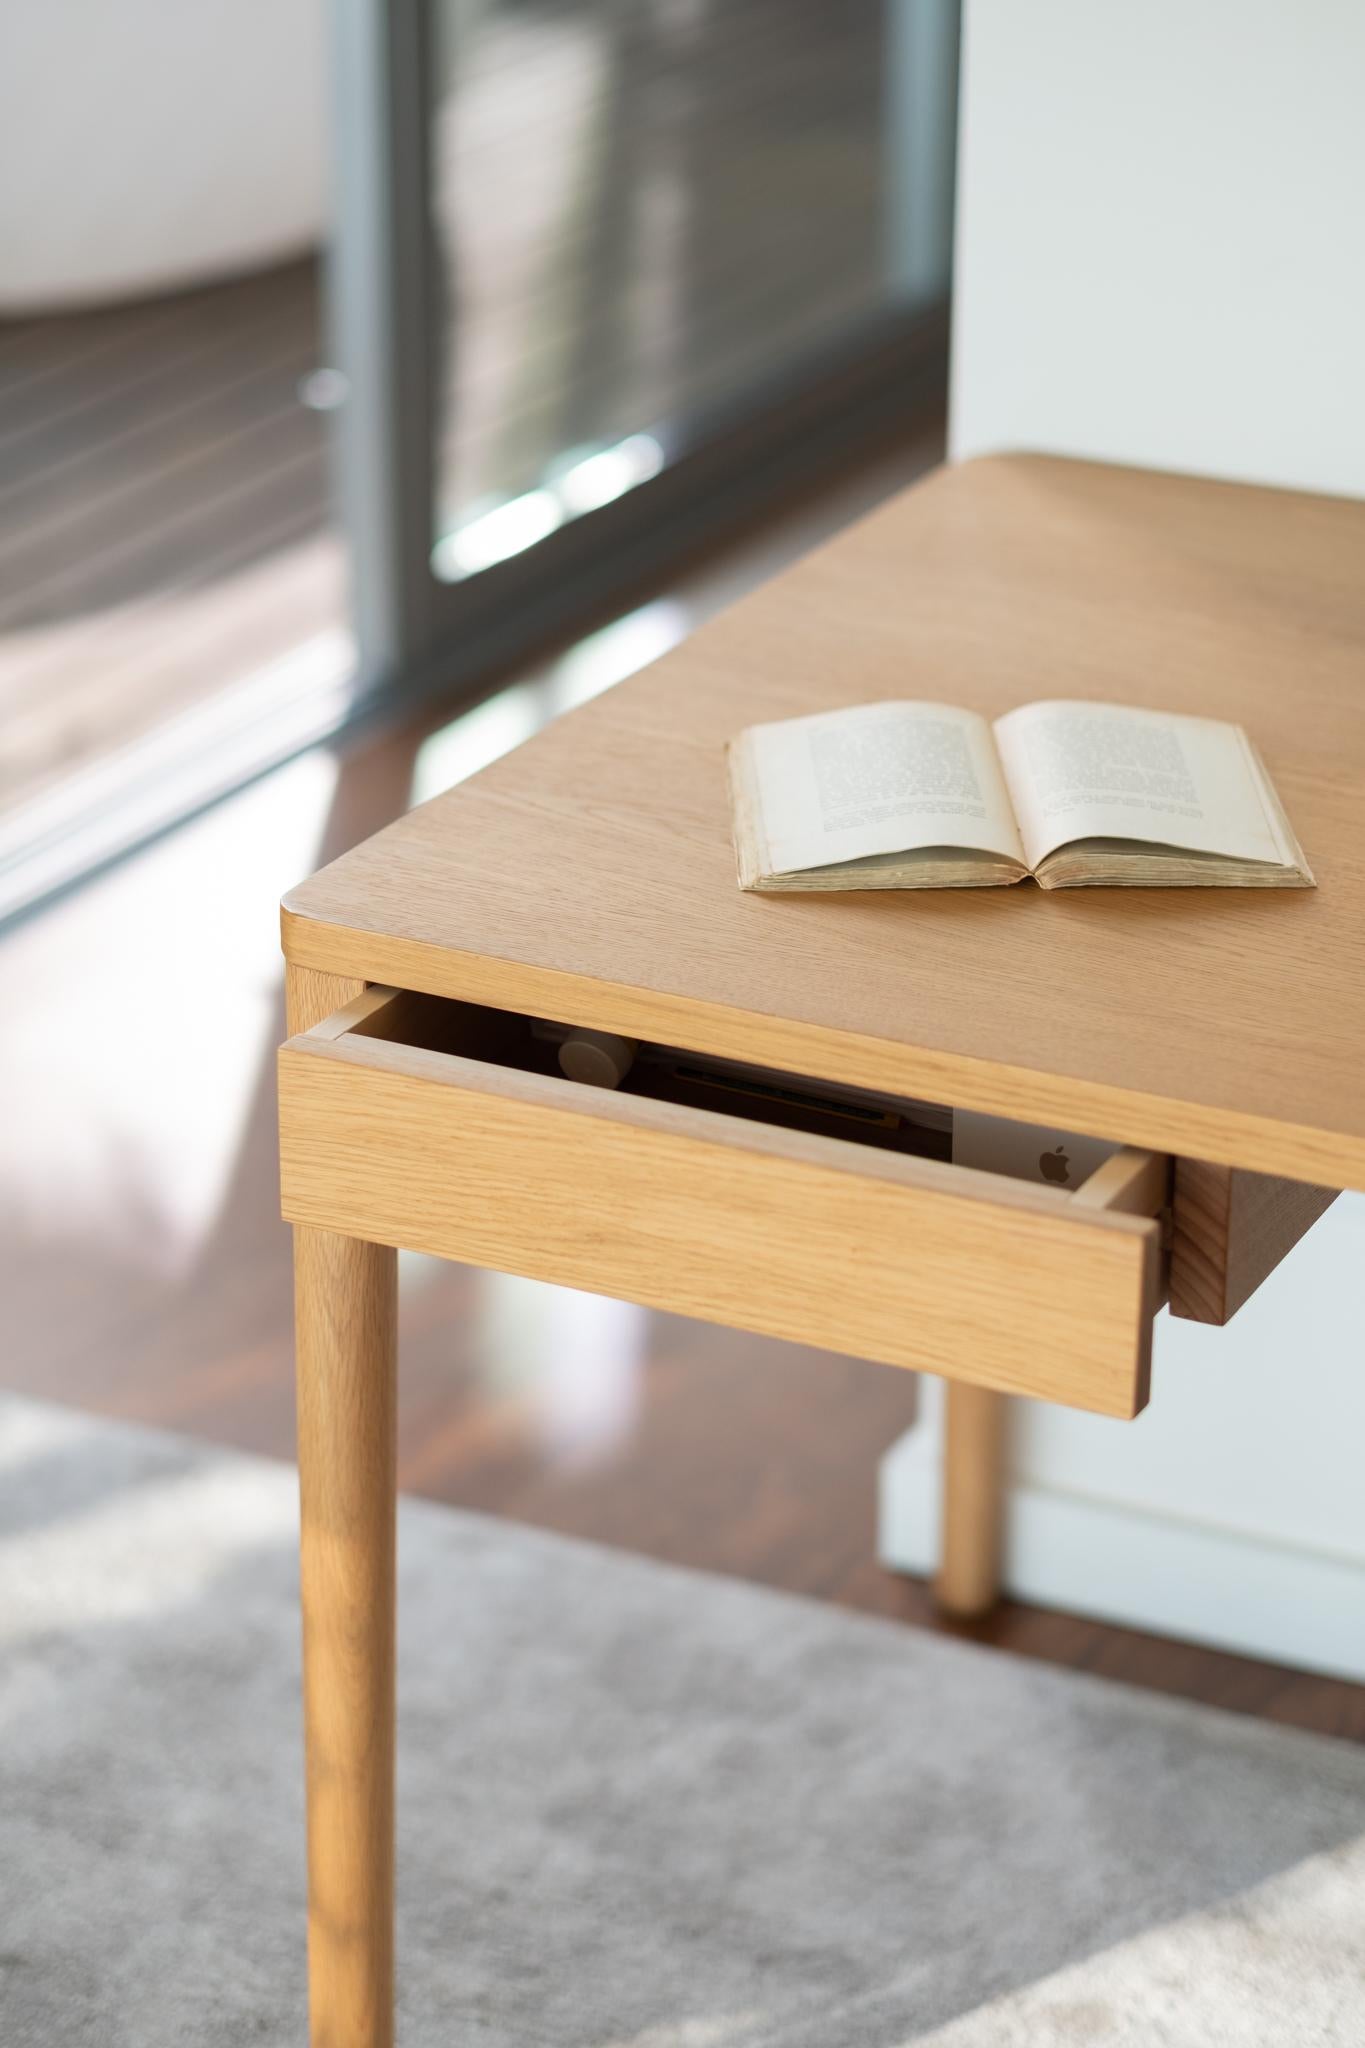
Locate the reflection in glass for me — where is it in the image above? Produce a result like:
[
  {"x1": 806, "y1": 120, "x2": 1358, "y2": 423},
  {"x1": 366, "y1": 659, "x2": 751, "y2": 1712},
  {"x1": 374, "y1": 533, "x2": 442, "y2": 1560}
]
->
[{"x1": 429, "y1": 0, "x2": 956, "y2": 576}]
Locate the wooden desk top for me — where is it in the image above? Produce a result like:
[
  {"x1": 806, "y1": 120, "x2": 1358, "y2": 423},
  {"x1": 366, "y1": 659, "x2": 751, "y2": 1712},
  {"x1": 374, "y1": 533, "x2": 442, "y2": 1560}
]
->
[{"x1": 284, "y1": 456, "x2": 1365, "y2": 1192}]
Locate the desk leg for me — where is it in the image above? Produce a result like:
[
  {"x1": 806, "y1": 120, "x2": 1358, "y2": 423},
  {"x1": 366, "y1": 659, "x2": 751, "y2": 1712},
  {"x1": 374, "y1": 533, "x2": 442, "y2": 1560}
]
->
[
  {"x1": 935, "y1": 1382, "x2": 1006, "y2": 1617},
  {"x1": 294, "y1": 1221, "x2": 398, "y2": 2048}
]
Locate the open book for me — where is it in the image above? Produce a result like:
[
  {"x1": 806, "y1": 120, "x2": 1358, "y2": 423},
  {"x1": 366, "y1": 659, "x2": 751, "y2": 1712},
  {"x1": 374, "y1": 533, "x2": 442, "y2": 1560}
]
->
[{"x1": 727, "y1": 699, "x2": 1313, "y2": 892}]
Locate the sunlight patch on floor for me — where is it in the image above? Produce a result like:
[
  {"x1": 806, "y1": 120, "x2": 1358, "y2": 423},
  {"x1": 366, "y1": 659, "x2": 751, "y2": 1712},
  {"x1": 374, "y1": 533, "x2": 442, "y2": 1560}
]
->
[
  {"x1": 601, "y1": 2015, "x2": 769, "y2": 2048},
  {"x1": 1, "y1": 748, "x2": 339, "y2": 1278},
  {"x1": 408, "y1": 598, "x2": 688, "y2": 809},
  {"x1": 0, "y1": 1420, "x2": 298, "y2": 1644},
  {"x1": 908, "y1": 1832, "x2": 1365, "y2": 2047}
]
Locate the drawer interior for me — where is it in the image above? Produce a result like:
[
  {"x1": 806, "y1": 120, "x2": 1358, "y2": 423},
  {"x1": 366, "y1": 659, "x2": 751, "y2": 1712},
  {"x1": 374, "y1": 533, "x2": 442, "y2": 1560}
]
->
[
  {"x1": 348, "y1": 989, "x2": 956, "y2": 1163},
  {"x1": 344, "y1": 993, "x2": 1348, "y2": 1332},
  {"x1": 284, "y1": 985, "x2": 1170, "y2": 1414},
  {"x1": 337, "y1": 990, "x2": 1338, "y2": 1334}
]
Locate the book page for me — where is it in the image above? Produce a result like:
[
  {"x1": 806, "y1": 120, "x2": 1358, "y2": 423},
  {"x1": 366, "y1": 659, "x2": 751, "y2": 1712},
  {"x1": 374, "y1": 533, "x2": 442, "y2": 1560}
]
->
[
  {"x1": 994, "y1": 700, "x2": 1291, "y2": 871},
  {"x1": 746, "y1": 700, "x2": 1026, "y2": 876}
]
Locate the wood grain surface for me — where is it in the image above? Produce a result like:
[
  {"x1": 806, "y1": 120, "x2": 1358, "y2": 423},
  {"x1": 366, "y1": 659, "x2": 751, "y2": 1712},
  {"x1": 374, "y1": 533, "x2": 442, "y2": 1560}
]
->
[
  {"x1": 936, "y1": 1382, "x2": 1008, "y2": 1618},
  {"x1": 282, "y1": 457, "x2": 1365, "y2": 1192},
  {"x1": 288, "y1": 967, "x2": 397, "y2": 2048},
  {"x1": 294, "y1": 1221, "x2": 397, "y2": 2048}
]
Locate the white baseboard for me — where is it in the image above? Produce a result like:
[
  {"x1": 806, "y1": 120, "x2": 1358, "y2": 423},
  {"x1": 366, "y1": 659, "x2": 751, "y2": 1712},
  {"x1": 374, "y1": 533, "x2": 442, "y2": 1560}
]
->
[{"x1": 879, "y1": 1378, "x2": 1365, "y2": 1684}]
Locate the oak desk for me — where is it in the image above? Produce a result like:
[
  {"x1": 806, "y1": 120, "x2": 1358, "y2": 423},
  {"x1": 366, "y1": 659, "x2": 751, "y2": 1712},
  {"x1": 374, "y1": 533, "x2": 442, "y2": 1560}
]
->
[{"x1": 279, "y1": 456, "x2": 1365, "y2": 2048}]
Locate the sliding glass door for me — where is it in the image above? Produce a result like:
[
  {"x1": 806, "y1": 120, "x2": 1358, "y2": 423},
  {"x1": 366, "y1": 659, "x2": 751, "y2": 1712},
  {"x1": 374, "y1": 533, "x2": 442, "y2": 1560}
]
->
[{"x1": 331, "y1": 0, "x2": 960, "y2": 698}]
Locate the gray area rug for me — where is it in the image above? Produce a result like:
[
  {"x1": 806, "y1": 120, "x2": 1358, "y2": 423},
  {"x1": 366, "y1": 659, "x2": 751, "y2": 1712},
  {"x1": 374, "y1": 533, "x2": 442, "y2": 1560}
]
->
[{"x1": 2, "y1": 1395, "x2": 1363, "y2": 2047}]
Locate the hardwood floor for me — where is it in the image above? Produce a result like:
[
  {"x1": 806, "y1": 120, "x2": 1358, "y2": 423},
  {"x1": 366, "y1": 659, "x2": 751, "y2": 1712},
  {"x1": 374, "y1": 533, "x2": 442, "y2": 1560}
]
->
[
  {"x1": 0, "y1": 260, "x2": 336, "y2": 816},
  {"x1": 2, "y1": 427, "x2": 1362, "y2": 1747}
]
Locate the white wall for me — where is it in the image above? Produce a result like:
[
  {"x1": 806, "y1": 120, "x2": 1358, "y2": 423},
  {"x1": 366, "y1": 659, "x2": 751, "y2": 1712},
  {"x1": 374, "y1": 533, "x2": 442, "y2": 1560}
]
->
[
  {"x1": 950, "y1": 0, "x2": 1365, "y2": 499},
  {"x1": 882, "y1": 1199, "x2": 1365, "y2": 1682},
  {"x1": 882, "y1": 0, "x2": 1365, "y2": 1678}
]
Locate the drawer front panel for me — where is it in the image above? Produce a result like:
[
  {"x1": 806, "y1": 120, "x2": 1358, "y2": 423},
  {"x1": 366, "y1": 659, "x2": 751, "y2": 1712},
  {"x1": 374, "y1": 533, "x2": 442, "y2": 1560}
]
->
[{"x1": 279, "y1": 1022, "x2": 1160, "y2": 1418}]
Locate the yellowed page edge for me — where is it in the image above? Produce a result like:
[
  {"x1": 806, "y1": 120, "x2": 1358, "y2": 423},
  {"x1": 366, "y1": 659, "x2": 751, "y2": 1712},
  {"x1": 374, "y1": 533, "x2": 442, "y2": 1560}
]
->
[{"x1": 735, "y1": 701, "x2": 1026, "y2": 877}]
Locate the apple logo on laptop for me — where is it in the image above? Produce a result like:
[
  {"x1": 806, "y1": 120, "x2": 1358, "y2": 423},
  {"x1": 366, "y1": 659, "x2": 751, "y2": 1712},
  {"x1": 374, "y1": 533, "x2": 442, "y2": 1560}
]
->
[{"x1": 1039, "y1": 1145, "x2": 1070, "y2": 1185}]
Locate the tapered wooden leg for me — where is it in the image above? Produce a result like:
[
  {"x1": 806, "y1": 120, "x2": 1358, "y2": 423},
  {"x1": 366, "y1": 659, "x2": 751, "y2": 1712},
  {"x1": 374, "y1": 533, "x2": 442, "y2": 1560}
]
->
[
  {"x1": 935, "y1": 1381, "x2": 1007, "y2": 1617},
  {"x1": 295, "y1": 1221, "x2": 398, "y2": 2048}
]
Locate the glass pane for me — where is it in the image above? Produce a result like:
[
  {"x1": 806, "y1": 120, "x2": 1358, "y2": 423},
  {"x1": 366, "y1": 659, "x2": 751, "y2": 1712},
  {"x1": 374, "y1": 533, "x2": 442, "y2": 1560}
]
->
[{"x1": 429, "y1": 0, "x2": 956, "y2": 580}]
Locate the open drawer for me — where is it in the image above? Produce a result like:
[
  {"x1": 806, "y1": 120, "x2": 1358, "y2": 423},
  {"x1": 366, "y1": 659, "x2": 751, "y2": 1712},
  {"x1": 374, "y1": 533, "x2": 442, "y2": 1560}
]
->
[{"x1": 279, "y1": 989, "x2": 1170, "y2": 1419}]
